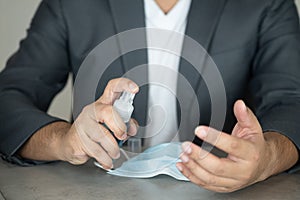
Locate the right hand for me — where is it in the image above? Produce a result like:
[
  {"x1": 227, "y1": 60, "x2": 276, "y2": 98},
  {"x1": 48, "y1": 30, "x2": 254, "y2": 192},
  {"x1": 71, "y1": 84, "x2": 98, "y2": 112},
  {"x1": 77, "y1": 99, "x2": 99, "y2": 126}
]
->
[{"x1": 60, "y1": 78, "x2": 139, "y2": 168}]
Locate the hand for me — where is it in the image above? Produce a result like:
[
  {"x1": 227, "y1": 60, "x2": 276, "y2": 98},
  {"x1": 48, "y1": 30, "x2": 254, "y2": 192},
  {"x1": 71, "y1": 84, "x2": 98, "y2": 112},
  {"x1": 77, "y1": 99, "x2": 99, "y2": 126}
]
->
[
  {"x1": 176, "y1": 100, "x2": 297, "y2": 193},
  {"x1": 59, "y1": 78, "x2": 139, "y2": 168}
]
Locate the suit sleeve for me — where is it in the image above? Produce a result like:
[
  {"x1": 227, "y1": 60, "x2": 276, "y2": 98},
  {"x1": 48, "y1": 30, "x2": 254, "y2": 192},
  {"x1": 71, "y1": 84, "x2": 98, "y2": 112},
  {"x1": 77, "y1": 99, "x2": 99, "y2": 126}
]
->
[
  {"x1": 250, "y1": 0, "x2": 300, "y2": 172},
  {"x1": 0, "y1": 0, "x2": 70, "y2": 165}
]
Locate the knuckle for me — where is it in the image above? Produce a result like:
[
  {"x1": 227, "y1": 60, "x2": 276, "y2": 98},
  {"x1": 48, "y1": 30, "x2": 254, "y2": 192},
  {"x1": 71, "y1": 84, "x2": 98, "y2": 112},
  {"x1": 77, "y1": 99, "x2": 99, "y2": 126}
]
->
[
  {"x1": 251, "y1": 151, "x2": 260, "y2": 162},
  {"x1": 230, "y1": 140, "x2": 239, "y2": 150},
  {"x1": 71, "y1": 156, "x2": 89, "y2": 165},
  {"x1": 107, "y1": 79, "x2": 116, "y2": 86},
  {"x1": 239, "y1": 171, "x2": 252, "y2": 182},
  {"x1": 183, "y1": 170, "x2": 192, "y2": 180},
  {"x1": 252, "y1": 155, "x2": 260, "y2": 163},
  {"x1": 206, "y1": 177, "x2": 217, "y2": 186},
  {"x1": 67, "y1": 149, "x2": 89, "y2": 165},
  {"x1": 74, "y1": 115, "x2": 85, "y2": 127},
  {"x1": 188, "y1": 161, "x2": 197, "y2": 171},
  {"x1": 83, "y1": 103, "x2": 99, "y2": 120},
  {"x1": 93, "y1": 148, "x2": 106, "y2": 160},
  {"x1": 108, "y1": 78, "x2": 123, "y2": 88},
  {"x1": 99, "y1": 105, "x2": 113, "y2": 119},
  {"x1": 104, "y1": 137, "x2": 119, "y2": 149},
  {"x1": 214, "y1": 163, "x2": 225, "y2": 175},
  {"x1": 103, "y1": 104, "x2": 113, "y2": 114},
  {"x1": 72, "y1": 123, "x2": 85, "y2": 139},
  {"x1": 99, "y1": 139, "x2": 120, "y2": 159},
  {"x1": 82, "y1": 104, "x2": 92, "y2": 115},
  {"x1": 93, "y1": 131, "x2": 106, "y2": 143},
  {"x1": 193, "y1": 179, "x2": 205, "y2": 187}
]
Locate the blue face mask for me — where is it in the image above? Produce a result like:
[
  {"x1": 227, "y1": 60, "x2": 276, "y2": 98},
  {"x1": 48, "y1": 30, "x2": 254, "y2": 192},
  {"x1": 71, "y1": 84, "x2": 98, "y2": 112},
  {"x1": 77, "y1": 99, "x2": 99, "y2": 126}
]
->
[{"x1": 104, "y1": 142, "x2": 189, "y2": 181}]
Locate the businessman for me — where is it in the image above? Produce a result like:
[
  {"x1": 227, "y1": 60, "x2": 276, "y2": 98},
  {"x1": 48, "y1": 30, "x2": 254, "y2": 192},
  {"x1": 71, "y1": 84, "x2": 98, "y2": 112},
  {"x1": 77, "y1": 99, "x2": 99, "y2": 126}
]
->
[{"x1": 1, "y1": 0, "x2": 300, "y2": 193}]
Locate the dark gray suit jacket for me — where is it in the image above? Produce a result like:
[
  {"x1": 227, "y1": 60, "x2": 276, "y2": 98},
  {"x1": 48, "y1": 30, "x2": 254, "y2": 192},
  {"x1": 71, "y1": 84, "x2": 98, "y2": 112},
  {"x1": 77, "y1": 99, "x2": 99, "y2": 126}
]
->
[{"x1": 1, "y1": 0, "x2": 300, "y2": 167}]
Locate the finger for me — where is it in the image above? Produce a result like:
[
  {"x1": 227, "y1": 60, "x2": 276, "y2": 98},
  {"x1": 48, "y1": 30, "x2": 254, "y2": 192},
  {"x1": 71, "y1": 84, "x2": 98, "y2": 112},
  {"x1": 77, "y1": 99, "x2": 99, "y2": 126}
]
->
[
  {"x1": 98, "y1": 78, "x2": 139, "y2": 104},
  {"x1": 92, "y1": 103, "x2": 127, "y2": 140},
  {"x1": 195, "y1": 126, "x2": 253, "y2": 159},
  {"x1": 97, "y1": 124, "x2": 122, "y2": 159},
  {"x1": 233, "y1": 100, "x2": 262, "y2": 135},
  {"x1": 176, "y1": 162, "x2": 238, "y2": 192},
  {"x1": 176, "y1": 162, "x2": 206, "y2": 185},
  {"x1": 80, "y1": 118, "x2": 120, "y2": 159},
  {"x1": 176, "y1": 161, "x2": 240, "y2": 192},
  {"x1": 127, "y1": 119, "x2": 139, "y2": 136},
  {"x1": 75, "y1": 125, "x2": 113, "y2": 169},
  {"x1": 181, "y1": 142, "x2": 247, "y2": 180}
]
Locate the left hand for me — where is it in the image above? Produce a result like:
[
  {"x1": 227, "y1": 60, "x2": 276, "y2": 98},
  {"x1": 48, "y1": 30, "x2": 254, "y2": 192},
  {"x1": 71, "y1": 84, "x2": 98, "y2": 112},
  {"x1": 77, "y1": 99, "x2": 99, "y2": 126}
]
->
[{"x1": 176, "y1": 100, "x2": 274, "y2": 193}]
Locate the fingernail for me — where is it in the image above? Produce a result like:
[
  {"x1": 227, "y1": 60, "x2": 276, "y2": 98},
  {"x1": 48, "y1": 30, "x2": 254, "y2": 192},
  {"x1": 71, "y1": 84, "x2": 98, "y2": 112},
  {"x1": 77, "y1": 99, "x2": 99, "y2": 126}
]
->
[
  {"x1": 240, "y1": 100, "x2": 247, "y2": 112},
  {"x1": 104, "y1": 164, "x2": 113, "y2": 170},
  {"x1": 129, "y1": 83, "x2": 138, "y2": 92},
  {"x1": 116, "y1": 151, "x2": 121, "y2": 159},
  {"x1": 121, "y1": 133, "x2": 127, "y2": 140},
  {"x1": 181, "y1": 154, "x2": 189, "y2": 163},
  {"x1": 130, "y1": 120, "x2": 138, "y2": 134},
  {"x1": 176, "y1": 164, "x2": 183, "y2": 172},
  {"x1": 182, "y1": 142, "x2": 192, "y2": 154},
  {"x1": 195, "y1": 127, "x2": 207, "y2": 138}
]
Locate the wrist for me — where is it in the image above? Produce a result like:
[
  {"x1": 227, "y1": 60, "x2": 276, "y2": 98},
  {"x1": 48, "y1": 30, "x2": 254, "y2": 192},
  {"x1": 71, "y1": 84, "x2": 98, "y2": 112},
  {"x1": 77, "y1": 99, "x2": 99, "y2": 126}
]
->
[
  {"x1": 18, "y1": 121, "x2": 71, "y2": 161},
  {"x1": 263, "y1": 132, "x2": 299, "y2": 177},
  {"x1": 53, "y1": 122, "x2": 72, "y2": 161},
  {"x1": 261, "y1": 132, "x2": 279, "y2": 179},
  {"x1": 58, "y1": 124, "x2": 90, "y2": 165}
]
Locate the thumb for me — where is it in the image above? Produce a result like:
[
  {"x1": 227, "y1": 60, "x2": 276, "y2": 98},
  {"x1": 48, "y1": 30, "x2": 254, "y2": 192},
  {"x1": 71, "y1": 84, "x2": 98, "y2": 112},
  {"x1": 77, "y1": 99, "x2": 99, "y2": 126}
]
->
[
  {"x1": 98, "y1": 78, "x2": 139, "y2": 105},
  {"x1": 233, "y1": 100, "x2": 262, "y2": 137}
]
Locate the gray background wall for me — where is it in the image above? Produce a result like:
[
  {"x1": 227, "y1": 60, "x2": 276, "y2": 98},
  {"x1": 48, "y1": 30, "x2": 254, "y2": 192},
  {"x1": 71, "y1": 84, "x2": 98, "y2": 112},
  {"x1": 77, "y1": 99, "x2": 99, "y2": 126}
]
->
[{"x1": 1, "y1": 0, "x2": 300, "y2": 121}]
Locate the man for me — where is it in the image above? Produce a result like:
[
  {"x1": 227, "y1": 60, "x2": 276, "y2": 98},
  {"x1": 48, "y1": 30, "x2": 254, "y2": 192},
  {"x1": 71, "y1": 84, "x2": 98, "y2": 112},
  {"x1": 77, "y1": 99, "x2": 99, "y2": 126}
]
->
[{"x1": 0, "y1": 0, "x2": 300, "y2": 193}]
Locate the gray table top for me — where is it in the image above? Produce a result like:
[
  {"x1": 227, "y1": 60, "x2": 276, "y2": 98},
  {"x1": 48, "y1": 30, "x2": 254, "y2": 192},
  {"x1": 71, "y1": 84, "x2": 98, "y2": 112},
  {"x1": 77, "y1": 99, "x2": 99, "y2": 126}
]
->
[{"x1": 0, "y1": 159, "x2": 299, "y2": 200}]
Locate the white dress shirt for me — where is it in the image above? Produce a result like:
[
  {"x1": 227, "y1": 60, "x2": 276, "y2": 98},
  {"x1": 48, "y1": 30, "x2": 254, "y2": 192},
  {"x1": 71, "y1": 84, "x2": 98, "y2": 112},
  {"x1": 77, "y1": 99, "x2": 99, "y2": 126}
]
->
[{"x1": 144, "y1": 0, "x2": 192, "y2": 146}]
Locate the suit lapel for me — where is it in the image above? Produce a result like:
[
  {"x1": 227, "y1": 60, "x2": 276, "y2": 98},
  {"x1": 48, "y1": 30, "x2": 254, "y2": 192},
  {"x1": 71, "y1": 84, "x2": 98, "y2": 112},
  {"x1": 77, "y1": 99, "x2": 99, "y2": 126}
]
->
[
  {"x1": 179, "y1": 0, "x2": 227, "y2": 87},
  {"x1": 177, "y1": 0, "x2": 227, "y2": 141},
  {"x1": 108, "y1": 0, "x2": 145, "y2": 31},
  {"x1": 108, "y1": 0, "x2": 149, "y2": 126},
  {"x1": 186, "y1": 0, "x2": 227, "y2": 50},
  {"x1": 108, "y1": 0, "x2": 147, "y2": 72}
]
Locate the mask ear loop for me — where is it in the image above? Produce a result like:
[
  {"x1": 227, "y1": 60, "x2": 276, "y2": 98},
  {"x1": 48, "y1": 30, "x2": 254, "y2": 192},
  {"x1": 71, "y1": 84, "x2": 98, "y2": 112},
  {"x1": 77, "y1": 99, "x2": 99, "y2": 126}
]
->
[{"x1": 120, "y1": 148, "x2": 130, "y2": 160}]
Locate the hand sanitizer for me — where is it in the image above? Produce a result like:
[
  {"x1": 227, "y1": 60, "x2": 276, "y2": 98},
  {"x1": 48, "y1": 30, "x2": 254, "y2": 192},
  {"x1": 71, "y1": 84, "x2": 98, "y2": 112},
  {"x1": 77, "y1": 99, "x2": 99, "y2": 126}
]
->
[
  {"x1": 113, "y1": 91, "x2": 135, "y2": 147},
  {"x1": 113, "y1": 91, "x2": 135, "y2": 125},
  {"x1": 113, "y1": 91, "x2": 141, "y2": 153}
]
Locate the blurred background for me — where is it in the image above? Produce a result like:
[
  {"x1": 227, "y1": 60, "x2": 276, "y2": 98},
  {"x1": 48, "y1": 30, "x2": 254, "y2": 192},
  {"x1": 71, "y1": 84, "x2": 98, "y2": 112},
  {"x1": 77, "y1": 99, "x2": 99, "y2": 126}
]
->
[{"x1": 1, "y1": 0, "x2": 300, "y2": 121}]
